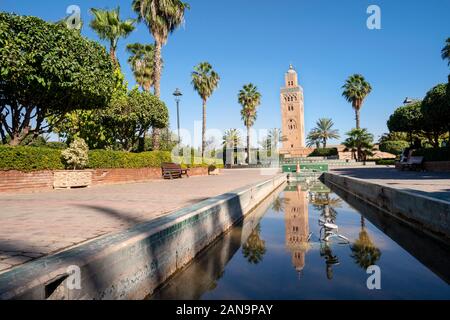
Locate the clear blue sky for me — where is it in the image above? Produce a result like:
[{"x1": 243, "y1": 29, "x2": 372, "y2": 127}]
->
[{"x1": 1, "y1": 0, "x2": 449, "y2": 146}]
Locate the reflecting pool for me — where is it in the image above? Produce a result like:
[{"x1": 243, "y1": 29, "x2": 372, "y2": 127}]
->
[{"x1": 149, "y1": 181, "x2": 450, "y2": 300}]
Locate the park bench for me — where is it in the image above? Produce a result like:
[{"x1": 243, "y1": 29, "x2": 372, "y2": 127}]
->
[
  {"x1": 161, "y1": 162, "x2": 189, "y2": 179},
  {"x1": 399, "y1": 156, "x2": 424, "y2": 171}
]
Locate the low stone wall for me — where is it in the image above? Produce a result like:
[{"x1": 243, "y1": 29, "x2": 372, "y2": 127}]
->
[
  {"x1": 0, "y1": 174, "x2": 286, "y2": 300},
  {"x1": 424, "y1": 161, "x2": 450, "y2": 172},
  {"x1": 322, "y1": 172, "x2": 450, "y2": 241},
  {"x1": 0, "y1": 167, "x2": 209, "y2": 193}
]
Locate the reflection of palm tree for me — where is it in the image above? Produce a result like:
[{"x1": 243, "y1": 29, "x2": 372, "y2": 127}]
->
[
  {"x1": 320, "y1": 243, "x2": 339, "y2": 280},
  {"x1": 271, "y1": 196, "x2": 290, "y2": 213},
  {"x1": 351, "y1": 220, "x2": 381, "y2": 269},
  {"x1": 310, "y1": 193, "x2": 342, "y2": 223},
  {"x1": 242, "y1": 224, "x2": 266, "y2": 264}
]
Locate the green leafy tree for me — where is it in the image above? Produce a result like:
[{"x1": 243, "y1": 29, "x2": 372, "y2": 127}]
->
[
  {"x1": 238, "y1": 84, "x2": 262, "y2": 164},
  {"x1": 343, "y1": 128, "x2": 374, "y2": 162},
  {"x1": 442, "y1": 37, "x2": 450, "y2": 66},
  {"x1": 103, "y1": 88, "x2": 168, "y2": 151},
  {"x1": 61, "y1": 138, "x2": 89, "y2": 170},
  {"x1": 89, "y1": 7, "x2": 135, "y2": 66},
  {"x1": 242, "y1": 224, "x2": 266, "y2": 264},
  {"x1": 387, "y1": 102, "x2": 423, "y2": 144},
  {"x1": 379, "y1": 140, "x2": 409, "y2": 155},
  {"x1": 0, "y1": 13, "x2": 115, "y2": 145},
  {"x1": 421, "y1": 83, "x2": 450, "y2": 146},
  {"x1": 311, "y1": 118, "x2": 340, "y2": 148},
  {"x1": 127, "y1": 43, "x2": 158, "y2": 92},
  {"x1": 191, "y1": 62, "x2": 220, "y2": 158},
  {"x1": 342, "y1": 74, "x2": 372, "y2": 129}
]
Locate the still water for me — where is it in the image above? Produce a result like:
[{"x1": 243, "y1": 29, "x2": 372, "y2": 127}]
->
[{"x1": 149, "y1": 181, "x2": 450, "y2": 300}]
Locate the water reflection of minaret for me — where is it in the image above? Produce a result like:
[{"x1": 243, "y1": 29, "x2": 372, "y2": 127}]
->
[{"x1": 284, "y1": 184, "x2": 310, "y2": 275}]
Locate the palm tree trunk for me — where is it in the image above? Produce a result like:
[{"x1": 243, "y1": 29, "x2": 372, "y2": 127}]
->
[
  {"x1": 202, "y1": 99, "x2": 206, "y2": 159},
  {"x1": 152, "y1": 40, "x2": 163, "y2": 150},
  {"x1": 153, "y1": 40, "x2": 162, "y2": 98},
  {"x1": 247, "y1": 123, "x2": 250, "y2": 164},
  {"x1": 355, "y1": 108, "x2": 360, "y2": 129},
  {"x1": 110, "y1": 43, "x2": 117, "y2": 67}
]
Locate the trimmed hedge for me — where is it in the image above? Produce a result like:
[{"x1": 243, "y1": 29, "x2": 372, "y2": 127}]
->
[
  {"x1": 0, "y1": 145, "x2": 223, "y2": 171},
  {"x1": 308, "y1": 148, "x2": 338, "y2": 157},
  {"x1": 87, "y1": 150, "x2": 172, "y2": 169},
  {"x1": 379, "y1": 140, "x2": 409, "y2": 155},
  {"x1": 0, "y1": 145, "x2": 64, "y2": 171},
  {"x1": 412, "y1": 147, "x2": 450, "y2": 162}
]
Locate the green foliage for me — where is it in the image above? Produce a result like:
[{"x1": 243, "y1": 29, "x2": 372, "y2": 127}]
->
[
  {"x1": 103, "y1": 88, "x2": 169, "y2": 151},
  {"x1": 87, "y1": 149, "x2": 171, "y2": 168},
  {"x1": 61, "y1": 138, "x2": 89, "y2": 170},
  {"x1": 412, "y1": 147, "x2": 450, "y2": 162},
  {"x1": 379, "y1": 140, "x2": 409, "y2": 155},
  {"x1": 341, "y1": 74, "x2": 372, "y2": 128},
  {"x1": 310, "y1": 118, "x2": 340, "y2": 148},
  {"x1": 387, "y1": 102, "x2": 423, "y2": 139},
  {"x1": 421, "y1": 83, "x2": 450, "y2": 136},
  {"x1": 46, "y1": 141, "x2": 67, "y2": 149},
  {"x1": 374, "y1": 159, "x2": 396, "y2": 166},
  {"x1": 0, "y1": 13, "x2": 115, "y2": 145},
  {"x1": 343, "y1": 128, "x2": 374, "y2": 161},
  {"x1": 308, "y1": 148, "x2": 338, "y2": 157},
  {"x1": 0, "y1": 145, "x2": 64, "y2": 171},
  {"x1": 127, "y1": 43, "x2": 158, "y2": 91}
]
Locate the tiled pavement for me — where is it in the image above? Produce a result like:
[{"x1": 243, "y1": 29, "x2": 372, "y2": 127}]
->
[
  {"x1": 0, "y1": 169, "x2": 277, "y2": 273},
  {"x1": 330, "y1": 167, "x2": 450, "y2": 202}
]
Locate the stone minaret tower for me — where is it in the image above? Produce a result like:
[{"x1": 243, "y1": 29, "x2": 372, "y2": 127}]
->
[{"x1": 280, "y1": 65, "x2": 305, "y2": 156}]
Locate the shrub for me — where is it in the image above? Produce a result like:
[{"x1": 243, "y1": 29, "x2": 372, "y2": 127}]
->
[
  {"x1": 412, "y1": 147, "x2": 450, "y2": 162},
  {"x1": 308, "y1": 148, "x2": 338, "y2": 157},
  {"x1": 45, "y1": 141, "x2": 67, "y2": 149},
  {"x1": 61, "y1": 138, "x2": 89, "y2": 169},
  {"x1": 0, "y1": 145, "x2": 64, "y2": 171},
  {"x1": 87, "y1": 150, "x2": 171, "y2": 169},
  {"x1": 379, "y1": 140, "x2": 409, "y2": 155}
]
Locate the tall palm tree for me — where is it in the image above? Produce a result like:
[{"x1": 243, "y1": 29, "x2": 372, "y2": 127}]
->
[
  {"x1": 89, "y1": 7, "x2": 136, "y2": 66},
  {"x1": 132, "y1": 0, "x2": 189, "y2": 97},
  {"x1": 126, "y1": 43, "x2": 157, "y2": 92},
  {"x1": 306, "y1": 129, "x2": 321, "y2": 148},
  {"x1": 343, "y1": 128, "x2": 374, "y2": 162},
  {"x1": 312, "y1": 118, "x2": 340, "y2": 148},
  {"x1": 342, "y1": 74, "x2": 372, "y2": 129},
  {"x1": 442, "y1": 37, "x2": 450, "y2": 66},
  {"x1": 238, "y1": 84, "x2": 262, "y2": 164},
  {"x1": 191, "y1": 62, "x2": 220, "y2": 158},
  {"x1": 222, "y1": 129, "x2": 242, "y2": 148},
  {"x1": 132, "y1": 0, "x2": 189, "y2": 150}
]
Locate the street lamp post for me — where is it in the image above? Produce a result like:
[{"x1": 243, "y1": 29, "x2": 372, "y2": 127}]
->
[{"x1": 173, "y1": 88, "x2": 183, "y2": 145}]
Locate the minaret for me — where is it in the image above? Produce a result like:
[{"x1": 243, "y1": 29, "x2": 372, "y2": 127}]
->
[{"x1": 280, "y1": 64, "x2": 305, "y2": 156}]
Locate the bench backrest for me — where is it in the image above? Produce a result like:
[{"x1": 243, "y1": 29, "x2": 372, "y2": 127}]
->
[
  {"x1": 407, "y1": 156, "x2": 424, "y2": 164},
  {"x1": 162, "y1": 162, "x2": 182, "y2": 170}
]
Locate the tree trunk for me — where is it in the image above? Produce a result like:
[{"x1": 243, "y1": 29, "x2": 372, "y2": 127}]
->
[
  {"x1": 202, "y1": 99, "x2": 206, "y2": 159},
  {"x1": 110, "y1": 45, "x2": 117, "y2": 67},
  {"x1": 153, "y1": 41, "x2": 162, "y2": 98},
  {"x1": 9, "y1": 133, "x2": 20, "y2": 146},
  {"x1": 247, "y1": 123, "x2": 250, "y2": 164},
  {"x1": 323, "y1": 138, "x2": 327, "y2": 149},
  {"x1": 355, "y1": 108, "x2": 360, "y2": 129}
]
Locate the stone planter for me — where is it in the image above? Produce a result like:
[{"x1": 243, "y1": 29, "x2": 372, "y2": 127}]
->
[
  {"x1": 53, "y1": 170, "x2": 92, "y2": 189},
  {"x1": 208, "y1": 168, "x2": 220, "y2": 175}
]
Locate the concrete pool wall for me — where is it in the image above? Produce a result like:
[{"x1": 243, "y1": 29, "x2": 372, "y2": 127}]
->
[
  {"x1": 0, "y1": 174, "x2": 286, "y2": 300},
  {"x1": 322, "y1": 172, "x2": 450, "y2": 242}
]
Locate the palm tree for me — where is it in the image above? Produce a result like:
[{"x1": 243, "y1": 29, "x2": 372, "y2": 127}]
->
[
  {"x1": 132, "y1": 0, "x2": 189, "y2": 150},
  {"x1": 311, "y1": 118, "x2": 340, "y2": 148},
  {"x1": 89, "y1": 7, "x2": 136, "y2": 66},
  {"x1": 442, "y1": 37, "x2": 450, "y2": 66},
  {"x1": 191, "y1": 62, "x2": 220, "y2": 158},
  {"x1": 222, "y1": 129, "x2": 242, "y2": 165},
  {"x1": 126, "y1": 43, "x2": 157, "y2": 92},
  {"x1": 238, "y1": 84, "x2": 262, "y2": 164},
  {"x1": 242, "y1": 224, "x2": 266, "y2": 264},
  {"x1": 342, "y1": 74, "x2": 372, "y2": 129},
  {"x1": 306, "y1": 129, "x2": 321, "y2": 148},
  {"x1": 132, "y1": 0, "x2": 189, "y2": 97},
  {"x1": 343, "y1": 128, "x2": 374, "y2": 162}
]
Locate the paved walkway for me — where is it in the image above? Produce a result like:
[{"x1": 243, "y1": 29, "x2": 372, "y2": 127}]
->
[
  {"x1": 0, "y1": 169, "x2": 277, "y2": 273},
  {"x1": 330, "y1": 167, "x2": 450, "y2": 203}
]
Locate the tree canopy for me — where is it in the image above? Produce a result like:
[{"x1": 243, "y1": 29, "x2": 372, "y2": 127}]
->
[
  {"x1": 0, "y1": 13, "x2": 115, "y2": 145},
  {"x1": 421, "y1": 83, "x2": 450, "y2": 138},
  {"x1": 387, "y1": 102, "x2": 423, "y2": 141}
]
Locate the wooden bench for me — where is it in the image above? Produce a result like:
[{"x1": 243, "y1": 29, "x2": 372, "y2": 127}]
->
[
  {"x1": 161, "y1": 162, "x2": 189, "y2": 179},
  {"x1": 399, "y1": 156, "x2": 424, "y2": 171}
]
